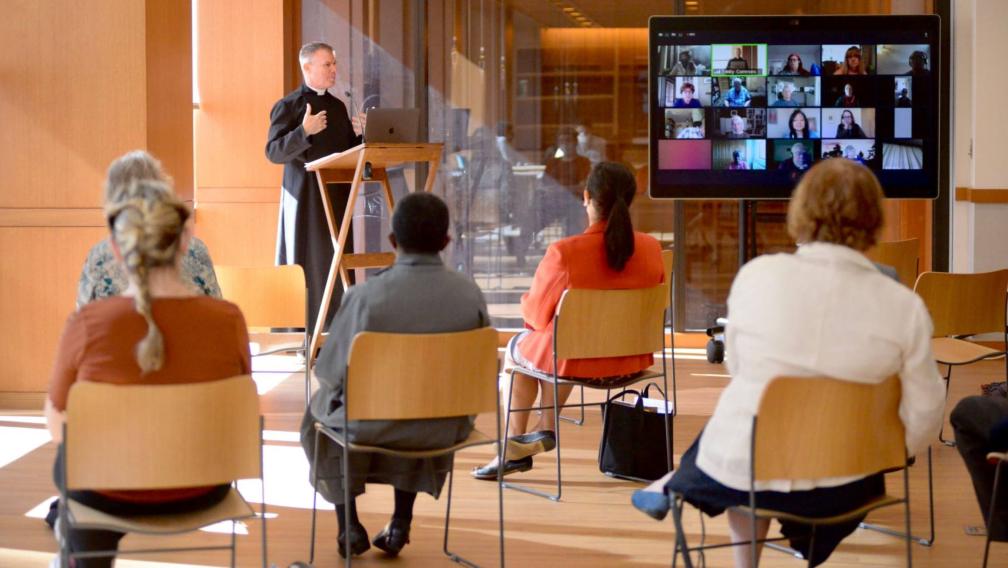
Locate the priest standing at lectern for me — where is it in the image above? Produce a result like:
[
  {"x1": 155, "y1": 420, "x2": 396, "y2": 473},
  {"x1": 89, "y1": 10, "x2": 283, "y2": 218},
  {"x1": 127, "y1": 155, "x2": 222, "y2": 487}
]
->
[{"x1": 266, "y1": 41, "x2": 363, "y2": 330}]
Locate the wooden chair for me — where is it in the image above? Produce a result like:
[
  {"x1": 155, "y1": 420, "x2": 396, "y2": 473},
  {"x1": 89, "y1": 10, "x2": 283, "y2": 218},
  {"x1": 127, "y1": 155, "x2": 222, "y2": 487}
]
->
[
  {"x1": 857, "y1": 267, "x2": 1000, "y2": 548},
  {"x1": 503, "y1": 284, "x2": 674, "y2": 501},
  {"x1": 305, "y1": 327, "x2": 504, "y2": 568},
  {"x1": 984, "y1": 450, "x2": 1007, "y2": 568},
  {"x1": 865, "y1": 238, "x2": 920, "y2": 288},
  {"x1": 560, "y1": 249, "x2": 676, "y2": 427},
  {"x1": 217, "y1": 265, "x2": 311, "y2": 406},
  {"x1": 914, "y1": 269, "x2": 1008, "y2": 445},
  {"x1": 59, "y1": 375, "x2": 265, "y2": 567},
  {"x1": 670, "y1": 375, "x2": 912, "y2": 568}
]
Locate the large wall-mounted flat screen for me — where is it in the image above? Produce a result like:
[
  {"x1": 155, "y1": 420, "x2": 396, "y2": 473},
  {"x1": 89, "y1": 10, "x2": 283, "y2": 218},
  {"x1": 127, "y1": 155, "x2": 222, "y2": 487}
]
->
[{"x1": 649, "y1": 15, "x2": 941, "y2": 199}]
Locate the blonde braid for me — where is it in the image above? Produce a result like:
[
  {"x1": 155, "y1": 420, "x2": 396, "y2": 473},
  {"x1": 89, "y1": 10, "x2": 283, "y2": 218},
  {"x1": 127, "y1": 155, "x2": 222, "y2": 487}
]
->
[{"x1": 106, "y1": 180, "x2": 190, "y2": 373}]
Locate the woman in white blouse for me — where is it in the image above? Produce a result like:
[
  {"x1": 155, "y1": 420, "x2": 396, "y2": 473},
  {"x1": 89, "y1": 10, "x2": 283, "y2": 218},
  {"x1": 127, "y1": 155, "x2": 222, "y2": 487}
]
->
[{"x1": 633, "y1": 158, "x2": 945, "y2": 567}]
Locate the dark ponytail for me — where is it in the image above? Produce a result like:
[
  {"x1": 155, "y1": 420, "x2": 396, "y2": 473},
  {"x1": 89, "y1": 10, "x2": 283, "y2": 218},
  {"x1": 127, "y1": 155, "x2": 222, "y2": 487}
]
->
[{"x1": 587, "y1": 161, "x2": 637, "y2": 271}]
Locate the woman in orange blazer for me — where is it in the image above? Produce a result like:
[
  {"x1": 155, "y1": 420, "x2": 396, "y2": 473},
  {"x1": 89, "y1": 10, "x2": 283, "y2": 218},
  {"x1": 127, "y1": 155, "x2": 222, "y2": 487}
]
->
[{"x1": 473, "y1": 161, "x2": 665, "y2": 479}]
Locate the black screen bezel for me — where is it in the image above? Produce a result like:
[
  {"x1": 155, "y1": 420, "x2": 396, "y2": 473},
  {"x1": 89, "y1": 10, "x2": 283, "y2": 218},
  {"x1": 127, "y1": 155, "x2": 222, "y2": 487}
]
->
[{"x1": 648, "y1": 14, "x2": 942, "y2": 200}]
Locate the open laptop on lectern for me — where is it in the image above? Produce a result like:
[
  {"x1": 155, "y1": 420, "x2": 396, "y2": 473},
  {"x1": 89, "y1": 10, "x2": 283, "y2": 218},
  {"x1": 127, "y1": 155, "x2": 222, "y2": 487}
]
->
[{"x1": 363, "y1": 108, "x2": 421, "y2": 143}]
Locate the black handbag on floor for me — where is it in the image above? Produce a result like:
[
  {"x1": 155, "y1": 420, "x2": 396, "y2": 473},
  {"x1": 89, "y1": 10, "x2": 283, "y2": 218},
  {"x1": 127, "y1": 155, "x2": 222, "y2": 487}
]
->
[{"x1": 598, "y1": 383, "x2": 674, "y2": 482}]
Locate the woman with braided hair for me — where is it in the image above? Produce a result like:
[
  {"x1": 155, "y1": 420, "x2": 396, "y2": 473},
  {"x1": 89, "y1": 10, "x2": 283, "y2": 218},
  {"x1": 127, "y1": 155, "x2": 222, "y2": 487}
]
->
[{"x1": 45, "y1": 177, "x2": 251, "y2": 568}]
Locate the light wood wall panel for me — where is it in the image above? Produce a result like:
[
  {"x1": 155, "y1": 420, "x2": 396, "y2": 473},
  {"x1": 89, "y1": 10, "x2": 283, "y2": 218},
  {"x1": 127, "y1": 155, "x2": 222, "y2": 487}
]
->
[
  {"x1": 0, "y1": 1, "x2": 192, "y2": 393},
  {"x1": 146, "y1": 0, "x2": 196, "y2": 200},
  {"x1": 195, "y1": 0, "x2": 288, "y2": 266},
  {"x1": 0, "y1": 227, "x2": 108, "y2": 392},
  {"x1": 0, "y1": 1, "x2": 146, "y2": 209},
  {"x1": 195, "y1": 204, "x2": 280, "y2": 267}
]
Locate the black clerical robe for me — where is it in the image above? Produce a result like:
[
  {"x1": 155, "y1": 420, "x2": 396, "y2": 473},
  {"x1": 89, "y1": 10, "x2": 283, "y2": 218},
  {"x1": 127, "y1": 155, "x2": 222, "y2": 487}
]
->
[{"x1": 265, "y1": 84, "x2": 362, "y2": 330}]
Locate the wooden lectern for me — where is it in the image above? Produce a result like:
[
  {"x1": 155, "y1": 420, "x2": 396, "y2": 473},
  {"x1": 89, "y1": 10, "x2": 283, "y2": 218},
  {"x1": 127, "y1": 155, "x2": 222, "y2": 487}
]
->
[{"x1": 304, "y1": 142, "x2": 443, "y2": 358}]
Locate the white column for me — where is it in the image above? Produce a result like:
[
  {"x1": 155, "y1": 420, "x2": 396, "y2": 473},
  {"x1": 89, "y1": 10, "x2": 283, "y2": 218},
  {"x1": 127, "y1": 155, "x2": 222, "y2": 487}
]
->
[{"x1": 953, "y1": 0, "x2": 1008, "y2": 273}]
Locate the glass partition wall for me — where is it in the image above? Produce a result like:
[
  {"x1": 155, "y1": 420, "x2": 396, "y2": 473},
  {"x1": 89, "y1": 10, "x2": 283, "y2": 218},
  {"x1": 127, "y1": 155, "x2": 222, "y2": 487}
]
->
[{"x1": 302, "y1": 0, "x2": 935, "y2": 330}]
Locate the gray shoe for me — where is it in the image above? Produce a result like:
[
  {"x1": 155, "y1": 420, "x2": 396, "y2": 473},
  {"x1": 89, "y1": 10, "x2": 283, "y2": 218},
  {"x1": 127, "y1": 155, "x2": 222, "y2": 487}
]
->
[{"x1": 506, "y1": 430, "x2": 557, "y2": 460}]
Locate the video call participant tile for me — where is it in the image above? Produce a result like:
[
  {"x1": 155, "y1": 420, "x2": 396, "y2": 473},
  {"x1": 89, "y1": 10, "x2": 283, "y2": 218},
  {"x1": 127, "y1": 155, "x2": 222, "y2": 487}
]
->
[
  {"x1": 713, "y1": 139, "x2": 767, "y2": 170},
  {"x1": 712, "y1": 108, "x2": 767, "y2": 138},
  {"x1": 658, "y1": 140, "x2": 713, "y2": 170}
]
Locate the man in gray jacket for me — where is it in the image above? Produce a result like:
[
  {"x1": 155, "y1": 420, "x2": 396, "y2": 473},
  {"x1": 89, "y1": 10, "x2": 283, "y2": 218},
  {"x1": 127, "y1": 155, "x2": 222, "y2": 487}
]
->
[{"x1": 300, "y1": 192, "x2": 489, "y2": 559}]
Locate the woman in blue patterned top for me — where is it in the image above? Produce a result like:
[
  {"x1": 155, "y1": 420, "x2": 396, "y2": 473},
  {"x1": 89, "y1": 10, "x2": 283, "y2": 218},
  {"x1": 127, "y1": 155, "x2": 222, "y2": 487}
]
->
[{"x1": 75, "y1": 151, "x2": 221, "y2": 308}]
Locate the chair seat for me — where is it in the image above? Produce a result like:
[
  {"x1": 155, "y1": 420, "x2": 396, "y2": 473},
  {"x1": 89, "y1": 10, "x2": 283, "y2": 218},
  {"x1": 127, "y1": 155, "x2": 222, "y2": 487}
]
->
[
  {"x1": 315, "y1": 423, "x2": 498, "y2": 458},
  {"x1": 512, "y1": 364, "x2": 661, "y2": 390},
  {"x1": 734, "y1": 494, "x2": 904, "y2": 526},
  {"x1": 932, "y1": 337, "x2": 1004, "y2": 366},
  {"x1": 67, "y1": 488, "x2": 255, "y2": 535}
]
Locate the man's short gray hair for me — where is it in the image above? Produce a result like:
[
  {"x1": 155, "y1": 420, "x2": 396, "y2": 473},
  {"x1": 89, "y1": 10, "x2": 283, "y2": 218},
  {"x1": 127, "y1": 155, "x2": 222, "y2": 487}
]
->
[{"x1": 299, "y1": 41, "x2": 334, "y2": 65}]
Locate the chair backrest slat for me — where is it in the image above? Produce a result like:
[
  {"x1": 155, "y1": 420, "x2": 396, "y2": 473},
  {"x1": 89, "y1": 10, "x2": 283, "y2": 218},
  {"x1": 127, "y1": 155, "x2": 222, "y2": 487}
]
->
[
  {"x1": 865, "y1": 238, "x2": 919, "y2": 289},
  {"x1": 753, "y1": 375, "x2": 905, "y2": 481},
  {"x1": 913, "y1": 269, "x2": 1008, "y2": 338},
  {"x1": 217, "y1": 265, "x2": 306, "y2": 329},
  {"x1": 65, "y1": 375, "x2": 260, "y2": 490},
  {"x1": 345, "y1": 327, "x2": 499, "y2": 421},
  {"x1": 554, "y1": 285, "x2": 668, "y2": 359}
]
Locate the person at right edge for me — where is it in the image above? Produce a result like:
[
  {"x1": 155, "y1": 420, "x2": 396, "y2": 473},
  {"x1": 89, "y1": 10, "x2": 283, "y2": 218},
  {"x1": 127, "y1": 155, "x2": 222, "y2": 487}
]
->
[
  {"x1": 266, "y1": 41, "x2": 363, "y2": 332},
  {"x1": 952, "y1": 395, "x2": 1008, "y2": 542}
]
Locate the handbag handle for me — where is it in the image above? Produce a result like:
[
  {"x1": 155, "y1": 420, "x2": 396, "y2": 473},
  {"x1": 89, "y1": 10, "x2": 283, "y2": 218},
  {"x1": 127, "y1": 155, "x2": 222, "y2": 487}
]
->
[
  {"x1": 606, "y1": 389, "x2": 645, "y2": 410},
  {"x1": 640, "y1": 382, "x2": 674, "y2": 414},
  {"x1": 641, "y1": 382, "x2": 667, "y2": 400}
]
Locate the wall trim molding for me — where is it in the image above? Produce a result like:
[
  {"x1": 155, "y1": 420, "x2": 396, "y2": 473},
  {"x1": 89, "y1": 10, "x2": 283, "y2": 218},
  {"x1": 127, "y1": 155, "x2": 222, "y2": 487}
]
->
[
  {"x1": 955, "y1": 187, "x2": 1008, "y2": 203},
  {"x1": 0, "y1": 209, "x2": 105, "y2": 227}
]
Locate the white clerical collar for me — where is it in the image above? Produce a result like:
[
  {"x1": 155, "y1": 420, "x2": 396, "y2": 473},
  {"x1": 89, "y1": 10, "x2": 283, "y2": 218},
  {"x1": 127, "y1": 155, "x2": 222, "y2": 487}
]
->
[{"x1": 305, "y1": 83, "x2": 327, "y2": 96}]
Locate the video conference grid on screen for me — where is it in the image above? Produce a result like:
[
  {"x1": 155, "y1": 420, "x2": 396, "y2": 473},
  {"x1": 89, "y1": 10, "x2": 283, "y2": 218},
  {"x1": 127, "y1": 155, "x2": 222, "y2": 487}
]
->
[
  {"x1": 650, "y1": 18, "x2": 939, "y2": 199},
  {"x1": 656, "y1": 42, "x2": 928, "y2": 171}
]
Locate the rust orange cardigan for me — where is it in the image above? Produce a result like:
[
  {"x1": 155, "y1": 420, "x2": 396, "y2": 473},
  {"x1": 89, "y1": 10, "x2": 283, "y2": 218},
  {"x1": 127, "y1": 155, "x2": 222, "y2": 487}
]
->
[{"x1": 517, "y1": 222, "x2": 665, "y2": 377}]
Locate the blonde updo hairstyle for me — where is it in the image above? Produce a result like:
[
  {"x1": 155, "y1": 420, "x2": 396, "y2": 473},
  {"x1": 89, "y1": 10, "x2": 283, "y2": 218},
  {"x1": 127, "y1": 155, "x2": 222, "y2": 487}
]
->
[
  {"x1": 104, "y1": 150, "x2": 172, "y2": 204},
  {"x1": 105, "y1": 179, "x2": 191, "y2": 373},
  {"x1": 786, "y1": 158, "x2": 884, "y2": 252}
]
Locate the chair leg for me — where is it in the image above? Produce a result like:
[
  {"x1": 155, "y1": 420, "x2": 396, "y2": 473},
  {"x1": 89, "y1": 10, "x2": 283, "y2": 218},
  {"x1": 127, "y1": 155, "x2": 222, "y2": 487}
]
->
[
  {"x1": 859, "y1": 446, "x2": 934, "y2": 546},
  {"x1": 304, "y1": 335, "x2": 311, "y2": 412},
  {"x1": 258, "y1": 419, "x2": 268, "y2": 568},
  {"x1": 309, "y1": 429, "x2": 321, "y2": 563},
  {"x1": 230, "y1": 520, "x2": 237, "y2": 568},
  {"x1": 502, "y1": 370, "x2": 515, "y2": 464},
  {"x1": 806, "y1": 526, "x2": 816, "y2": 568},
  {"x1": 662, "y1": 355, "x2": 673, "y2": 473},
  {"x1": 502, "y1": 375, "x2": 562, "y2": 501},
  {"x1": 982, "y1": 460, "x2": 1003, "y2": 568},
  {"x1": 670, "y1": 494, "x2": 695, "y2": 568},
  {"x1": 750, "y1": 507, "x2": 759, "y2": 568},
  {"x1": 343, "y1": 442, "x2": 352, "y2": 568},
  {"x1": 938, "y1": 366, "x2": 957, "y2": 447},
  {"x1": 559, "y1": 384, "x2": 585, "y2": 425},
  {"x1": 905, "y1": 464, "x2": 913, "y2": 568}
]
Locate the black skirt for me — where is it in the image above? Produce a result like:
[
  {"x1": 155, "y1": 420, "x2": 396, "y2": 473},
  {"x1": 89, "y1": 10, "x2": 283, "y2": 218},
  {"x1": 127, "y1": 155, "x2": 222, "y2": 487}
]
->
[{"x1": 666, "y1": 438, "x2": 886, "y2": 567}]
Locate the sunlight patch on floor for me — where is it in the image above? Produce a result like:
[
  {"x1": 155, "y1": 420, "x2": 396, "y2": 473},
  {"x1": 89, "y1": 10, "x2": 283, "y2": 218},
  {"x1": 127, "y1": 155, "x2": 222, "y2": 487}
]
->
[
  {"x1": 0, "y1": 426, "x2": 51, "y2": 469},
  {"x1": 0, "y1": 415, "x2": 46, "y2": 425},
  {"x1": 237, "y1": 445, "x2": 333, "y2": 511},
  {"x1": 24, "y1": 496, "x2": 57, "y2": 519}
]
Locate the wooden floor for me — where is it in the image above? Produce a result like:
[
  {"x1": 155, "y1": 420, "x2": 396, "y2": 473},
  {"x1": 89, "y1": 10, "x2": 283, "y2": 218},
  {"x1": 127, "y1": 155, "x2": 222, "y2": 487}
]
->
[{"x1": 0, "y1": 349, "x2": 1004, "y2": 567}]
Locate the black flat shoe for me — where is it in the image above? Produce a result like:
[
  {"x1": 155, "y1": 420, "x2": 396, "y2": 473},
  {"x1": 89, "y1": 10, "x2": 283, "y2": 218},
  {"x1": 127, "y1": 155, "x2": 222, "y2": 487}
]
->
[
  {"x1": 506, "y1": 430, "x2": 557, "y2": 460},
  {"x1": 372, "y1": 518, "x2": 411, "y2": 557},
  {"x1": 338, "y1": 523, "x2": 370, "y2": 558},
  {"x1": 471, "y1": 456, "x2": 533, "y2": 480}
]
